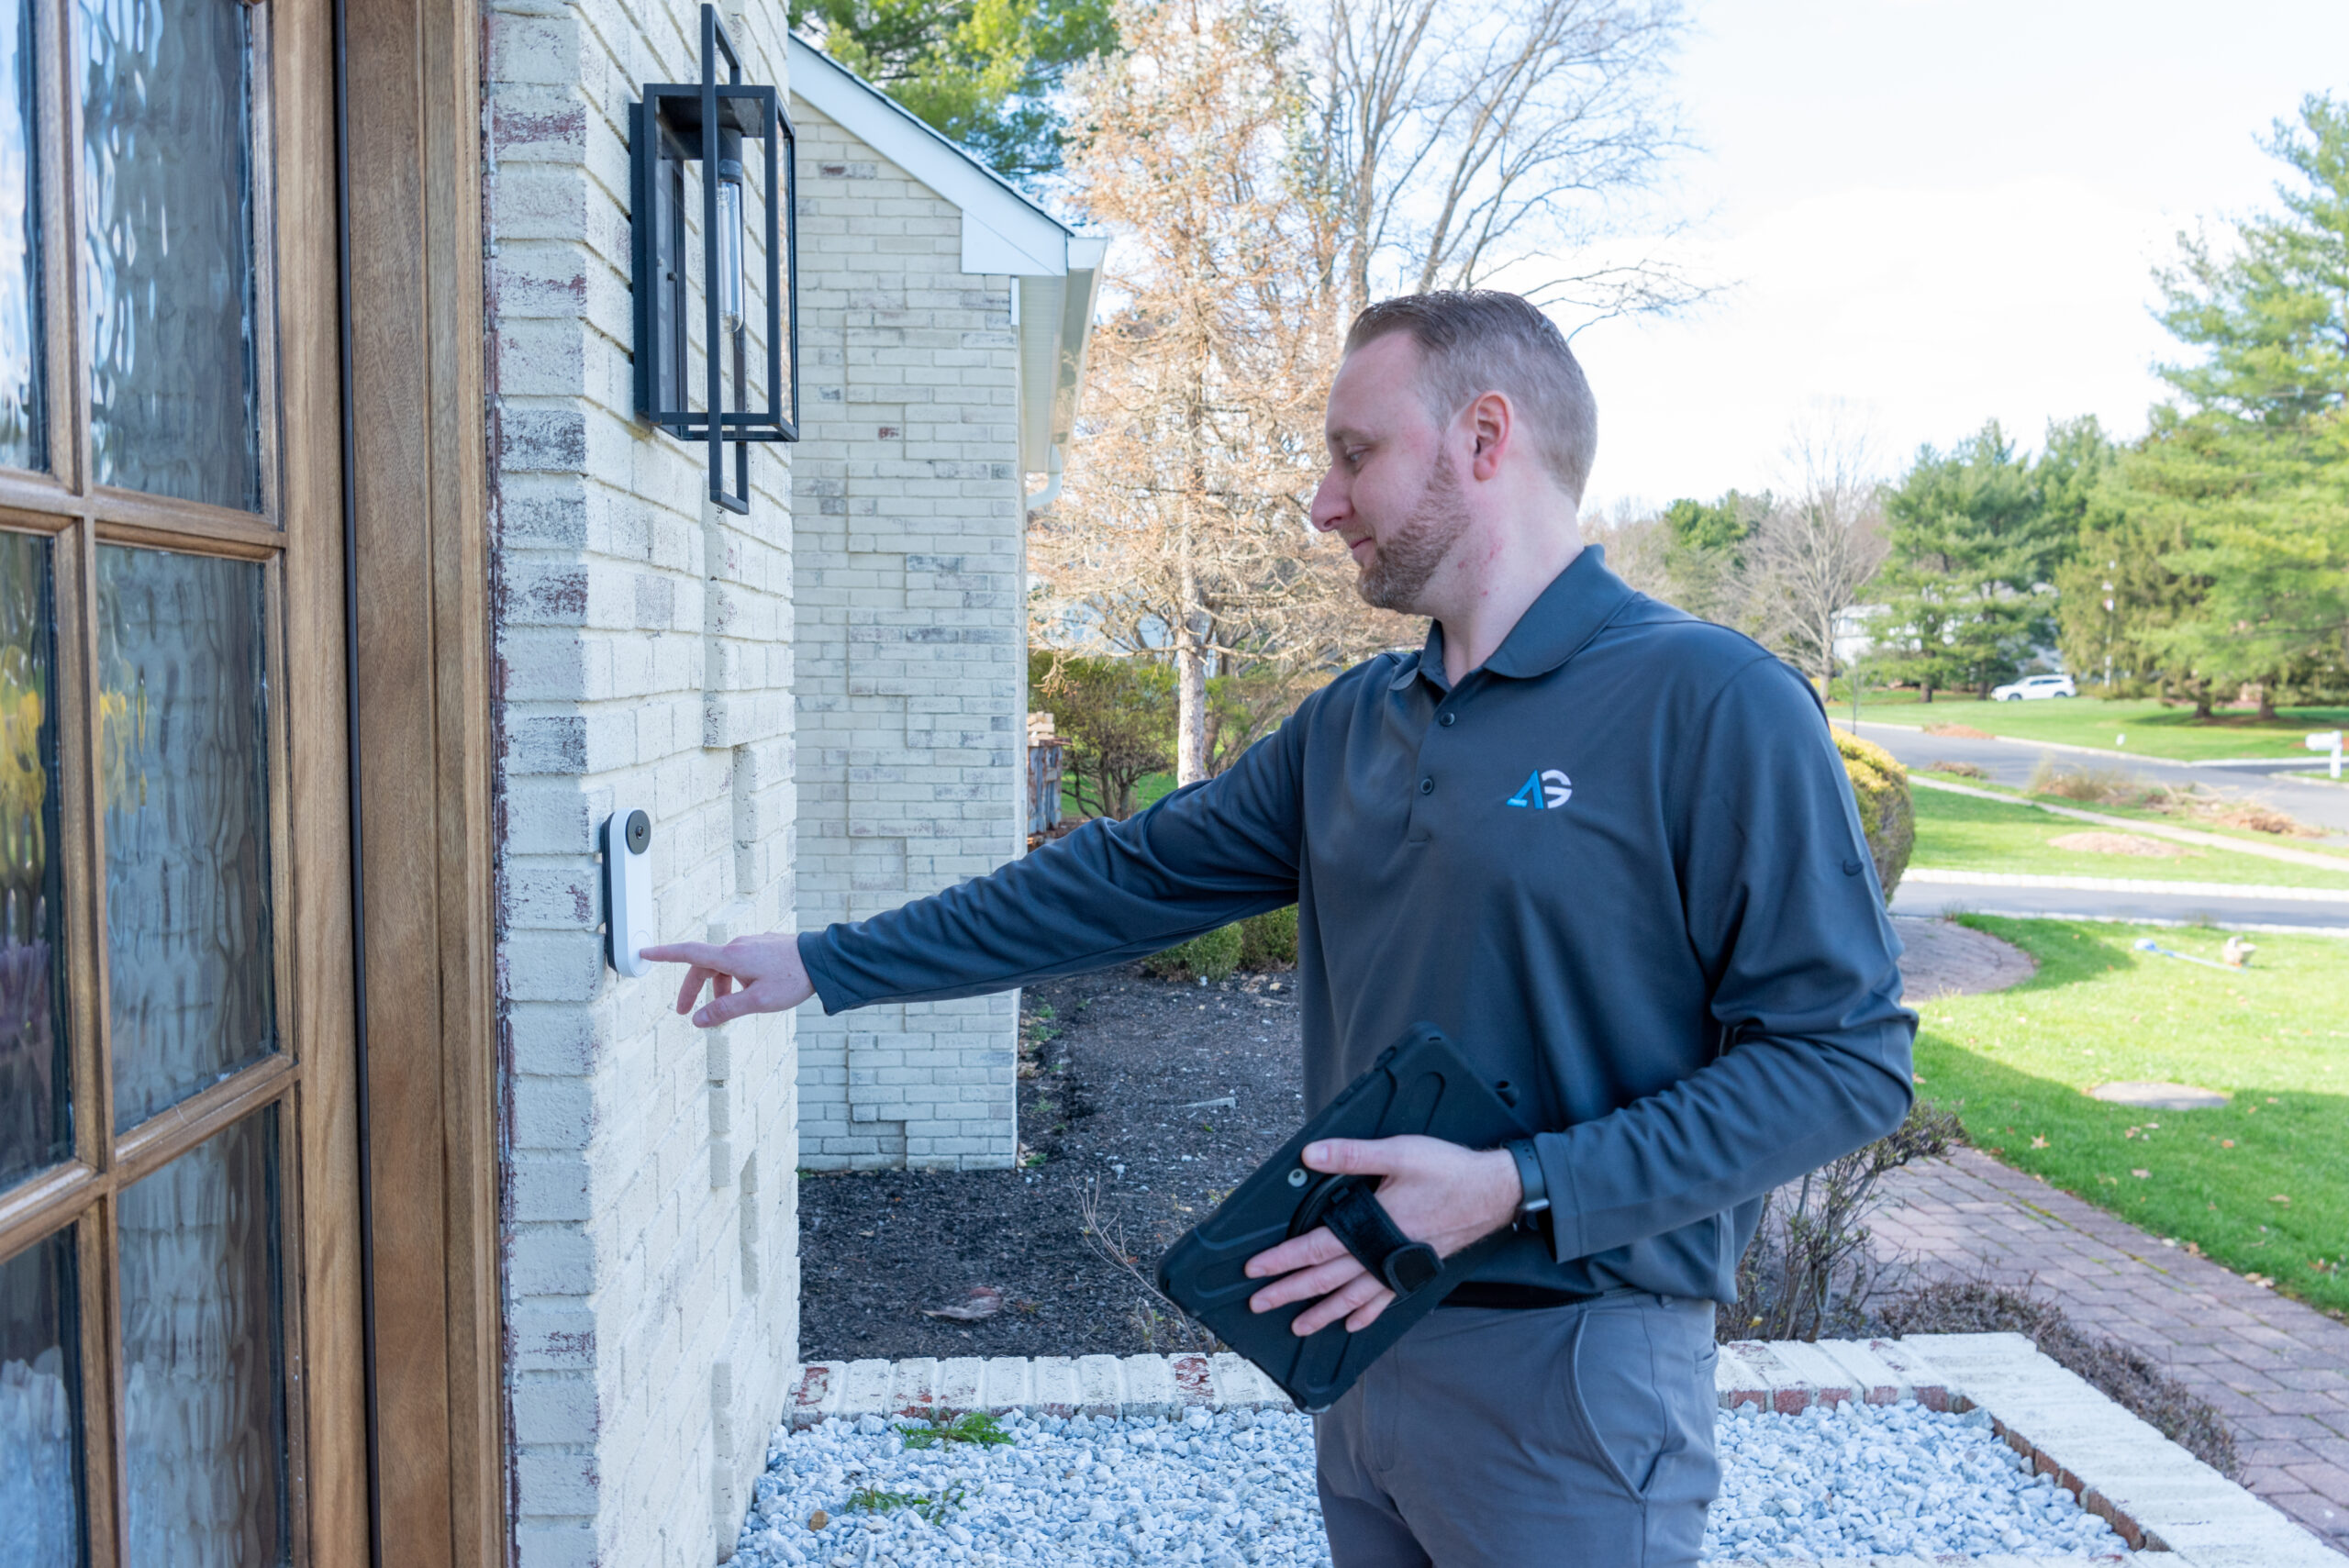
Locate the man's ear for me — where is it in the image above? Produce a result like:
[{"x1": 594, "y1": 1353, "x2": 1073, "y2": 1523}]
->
[{"x1": 1467, "y1": 392, "x2": 1512, "y2": 483}]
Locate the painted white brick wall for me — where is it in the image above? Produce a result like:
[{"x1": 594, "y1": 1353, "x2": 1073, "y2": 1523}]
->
[
  {"x1": 788, "y1": 103, "x2": 1026, "y2": 1173},
  {"x1": 487, "y1": 4, "x2": 800, "y2": 1564}
]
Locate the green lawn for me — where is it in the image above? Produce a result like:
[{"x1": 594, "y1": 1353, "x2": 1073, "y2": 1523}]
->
[
  {"x1": 1839, "y1": 691, "x2": 2349, "y2": 762},
  {"x1": 1909, "y1": 782, "x2": 2349, "y2": 889},
  {"x1": 1911, "y1": 768, "x2": 2349, "y2": 859},
  {"x1": 1912, "y1": 917, "x2": 2349, "y2": 1318},
  {"x1": 1061, "y1": 770, "x2": 1179, "y2": 821}
]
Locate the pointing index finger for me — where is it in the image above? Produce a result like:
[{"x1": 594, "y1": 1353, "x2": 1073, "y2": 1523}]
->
[{"x1": 640, "y1": 940, "x2": 728, "y2": 967}]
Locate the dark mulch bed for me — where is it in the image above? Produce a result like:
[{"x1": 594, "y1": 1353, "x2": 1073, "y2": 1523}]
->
[{"x1": 796, "y1": 963, "x2": 1305, "y2": 1362}]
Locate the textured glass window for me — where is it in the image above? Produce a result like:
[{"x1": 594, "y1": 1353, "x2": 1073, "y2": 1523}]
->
[
  {"x1": 98, "y1": 546, "x2": 273, "y2": 1132},
  {"x1": 80, "y1": 0, "x2": 258, "y2": 510},
  {"x1": 0, "y1": 1224, "x2": 85, "y2": 1568},
  {"x1": 118, "y1": 1106, "x2": 287, "y2": 1567},
  {"x1": 0, "y1": 531, "x2": 66, "y2": 1193},
  {"x1": 0, "y1": 0, "x2": 41, "y2": 473}
]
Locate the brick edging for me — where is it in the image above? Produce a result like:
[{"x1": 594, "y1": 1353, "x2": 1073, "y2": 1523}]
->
[
  {"x1": 785, "y1": 1351, "x2": 1291, "y2": 1428},
  {"x1": 1910, "y1": 1332, "x2": 2342, "y2": 1568},
  {"x1": 782, "y1": 1336, "x2": 1951, "y2": 1430},
  {"x1": 784, "y1": 1335, "x2": 2334, "y2": 1567}
]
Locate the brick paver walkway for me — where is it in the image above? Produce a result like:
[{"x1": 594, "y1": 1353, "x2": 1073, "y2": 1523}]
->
[{"x1": 1875, "y1": 1148, "x2": 2349, "y2": 1554}]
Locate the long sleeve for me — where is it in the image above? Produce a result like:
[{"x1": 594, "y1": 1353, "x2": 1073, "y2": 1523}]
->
[
  {"x1": 797, "y1": 695, "x2": 1313, "y2": 1013},
  {"x1": 1531, "y1": 657, "x2": 1919, "y2": 1265}
]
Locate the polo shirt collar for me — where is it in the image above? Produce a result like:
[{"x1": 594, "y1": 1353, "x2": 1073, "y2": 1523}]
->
[{"x1": 1388, "y1": 544, "x2": 1635, "y2": 690}]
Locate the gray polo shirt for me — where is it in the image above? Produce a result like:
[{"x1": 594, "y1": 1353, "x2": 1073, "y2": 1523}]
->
[{"x1": 800, "y1": 546, "x2": 1917, "y2": 1303}]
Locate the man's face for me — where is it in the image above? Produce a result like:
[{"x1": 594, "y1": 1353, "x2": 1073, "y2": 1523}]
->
[{"x1": 1311, "y1": 334, "x2": 1473, "y2": 615}]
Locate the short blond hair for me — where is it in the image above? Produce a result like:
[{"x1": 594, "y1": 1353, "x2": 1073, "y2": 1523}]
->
[{"x1": 1345, "y1": 291, "x2": 1598, "y2": 502}]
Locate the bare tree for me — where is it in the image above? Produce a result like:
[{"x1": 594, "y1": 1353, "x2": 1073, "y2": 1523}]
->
[
  {"x1": 1579, "y1": 497, "x2": 1673, "y2": 598},
  {"x1": 1750, "y1": 420, "x2": 1890, "y2": 689},
  {"x1": 1306, "y1": 0, "x2": 1698, "y2": 326},
  {"x1": 1040, "y1": 0, "x2": 1414, "y2": 784}
]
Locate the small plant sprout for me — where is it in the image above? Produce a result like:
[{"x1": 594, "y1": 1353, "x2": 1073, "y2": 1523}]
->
[{"x1": 897, "y1": 1410, "x2": 1014, "y2": 1450}]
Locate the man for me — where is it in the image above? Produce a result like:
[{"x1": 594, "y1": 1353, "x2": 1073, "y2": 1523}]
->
[{"x1": 647, "y1": 291, "x2": 1915, "y2": 1567}]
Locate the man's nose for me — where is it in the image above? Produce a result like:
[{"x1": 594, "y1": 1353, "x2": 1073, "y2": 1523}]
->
[{"x1": 1308, "y1": 468, "x2": 1347, "y2": 533}]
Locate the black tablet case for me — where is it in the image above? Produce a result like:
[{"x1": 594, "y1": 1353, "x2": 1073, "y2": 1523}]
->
[{"x1": 1156, "y1": 1023, "x2": 1532, "y2": 1412}]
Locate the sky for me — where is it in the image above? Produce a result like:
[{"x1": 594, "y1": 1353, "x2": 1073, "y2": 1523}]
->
[{"x1": 1561, "y1": 0, "x2": 2349, "y2": 516}]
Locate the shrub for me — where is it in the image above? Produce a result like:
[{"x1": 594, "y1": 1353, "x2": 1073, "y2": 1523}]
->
[
  {"x1": 1723, "y1": 1098, "x2": 1963, "y2": 1343},
  {"x1": 1031, "y1": 651, "x2": 1174, "y2": 819},
  {"x1": 2026, "y1": 759, "x2": 2143, "y2": 805},
  {"x1": 1141, "y1": 922, "x2": 1241, "y2": 983},
  {"x1": 1238, "y1": 906, "x2": 1297, "y2": 969},
  {"x1": 1142, "y1": 906, "x2": 1297, "y2": 984},
  {"x1": 1834, "y1": 729, "x2": 1914, "y2": 903}
]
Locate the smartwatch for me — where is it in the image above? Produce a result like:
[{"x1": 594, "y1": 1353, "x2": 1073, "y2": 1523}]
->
[{"x1": 1503, "y1": 1139, "x2": 1550, "y2": 1237}]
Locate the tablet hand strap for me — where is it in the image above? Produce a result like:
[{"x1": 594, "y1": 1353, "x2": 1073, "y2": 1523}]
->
[{"x1": 1322, "y1": 1180, "x2": 1442, "y2": 1296}]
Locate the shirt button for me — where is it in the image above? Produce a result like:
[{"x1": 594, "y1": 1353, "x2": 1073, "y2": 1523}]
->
[
  {"x1": 1419, "y1": 776, "x2": 1435, "y2": 795},
  {"x1": 1439, "y1": 712, "x2": 1457, "y2": 728}
]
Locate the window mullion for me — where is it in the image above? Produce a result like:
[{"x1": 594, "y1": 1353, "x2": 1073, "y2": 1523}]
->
[
  {"x1": 57, "y1": 515, "x2": 107, "y2": 1162},
  {"x1": 74, "y1": 1195, "x2": 120, "y2": 1568}
]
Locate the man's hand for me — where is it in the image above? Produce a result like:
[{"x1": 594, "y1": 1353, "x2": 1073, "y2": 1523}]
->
[
  {"x1": 1241, "y1": 1135, "x2": 1522, "y2": 1336},
  {"x1": 641, "y1": 932, "x2": 816, "y2": 1027}
]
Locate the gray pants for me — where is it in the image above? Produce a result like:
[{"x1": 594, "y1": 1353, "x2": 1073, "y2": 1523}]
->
[{"x1": 1313, "y1": 1293, "x2": 1720, "y2": 1568}]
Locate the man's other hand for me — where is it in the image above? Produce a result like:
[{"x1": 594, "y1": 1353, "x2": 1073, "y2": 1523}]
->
[
  {"x1": 641, "y1": 932, "x2": 815, "y2": 1027},
  {"x1": 1241, "y1": 1135, "x2": 1522, "y2": 1336}
]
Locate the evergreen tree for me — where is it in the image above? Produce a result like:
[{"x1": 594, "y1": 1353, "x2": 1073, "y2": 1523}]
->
[
  {"x1": 2110, "y1": 94, "x2": 2349, "y2": 709},
  {"x1": 1656, "y1": 490, "x2": 1763, "y2": 627},
  {"x1": 794, "y1": 0, "x2": 1117, "y2": 183},
  {"x1": 1867, "y1": 422, "x2": 2068, "y2": 700}
]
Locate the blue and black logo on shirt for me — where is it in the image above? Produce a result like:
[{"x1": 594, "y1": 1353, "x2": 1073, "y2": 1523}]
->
[{"x1": 1506, "y1": 769, "x2": 1574, "y2": 810}]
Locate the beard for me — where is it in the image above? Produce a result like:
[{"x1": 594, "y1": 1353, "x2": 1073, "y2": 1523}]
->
[{"x1": 1354, "y1": 449, "x2": 1472, "y2": 612}]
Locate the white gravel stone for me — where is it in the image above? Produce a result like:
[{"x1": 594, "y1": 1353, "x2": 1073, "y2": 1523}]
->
[
  {"x1": 728, "y1": 1400, "x2": 2129, "y2": 1565},
  {"x1": 1706, "y1": 1400, "x2": 2128, "y2": 1560}
]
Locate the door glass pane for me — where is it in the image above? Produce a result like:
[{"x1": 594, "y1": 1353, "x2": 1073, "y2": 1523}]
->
[
  {"x1": 0, "y1": 1224, "x2": 84, "y2": 1568},
  {"x1": 0, "y1": 531, "x2": 66, "y2": 1191},
  {"x1": 80, "y1": 0, "x2": 259, "y2": 510},
  {"x1": 0, "y1": 0, "x2": 40, "y2": 473},
  {"x1": 99, "y1": 546, "x2": 273, "y2": 1132},
  {"x1": 118, "y1": 1105, "x2": 286, "y2": 1566}
]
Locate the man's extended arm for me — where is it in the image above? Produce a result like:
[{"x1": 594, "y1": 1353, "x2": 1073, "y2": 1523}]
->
[{"x1": 649, "y1": 693, "x2": 1314, "y2": 1026}]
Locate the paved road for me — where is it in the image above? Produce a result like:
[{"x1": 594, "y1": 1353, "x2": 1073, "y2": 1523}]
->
[
  {"x1": 1890, "y1": 875, "x2": 2349, "y2": 933},
  {"x1": 1847, "y1": 717, "x2": 2349, "y2": 836}
]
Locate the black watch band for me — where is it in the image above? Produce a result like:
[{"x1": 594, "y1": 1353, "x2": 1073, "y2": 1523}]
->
[{"x1": 1505, "y1": 1139, "x2": 1550, "y2": 1235}]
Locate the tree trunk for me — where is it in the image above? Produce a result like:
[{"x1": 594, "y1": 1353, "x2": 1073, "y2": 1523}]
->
[
  {"x1": 1922, "y1": 683, "x2": 1935, "y2": 704},
  {"x1": 1176, "y1": 561, "x2": 1209, "y2": 784}
]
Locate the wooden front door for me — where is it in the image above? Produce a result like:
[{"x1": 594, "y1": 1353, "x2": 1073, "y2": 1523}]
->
[{"x1": 0, "y1": 0, "x2": 364, "y2": 1562}]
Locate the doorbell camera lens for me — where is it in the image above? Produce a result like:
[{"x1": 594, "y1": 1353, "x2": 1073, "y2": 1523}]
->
[{"x1": 626, "y1": 810, "x2": 651, "y2": 853}]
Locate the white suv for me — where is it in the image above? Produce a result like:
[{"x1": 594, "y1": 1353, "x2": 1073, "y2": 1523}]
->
[{"x1": 1991, "y1": 673, "x2": 2076, "y2": 701}]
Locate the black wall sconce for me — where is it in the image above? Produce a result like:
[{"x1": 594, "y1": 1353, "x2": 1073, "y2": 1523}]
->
[{"x1": 632, "y1": 4, "x2": 799, "y2": 513}]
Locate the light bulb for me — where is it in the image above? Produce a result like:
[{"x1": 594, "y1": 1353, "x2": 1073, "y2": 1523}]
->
[{"x1": 716, "y1": 159, "x2": 745, "y2": 338}]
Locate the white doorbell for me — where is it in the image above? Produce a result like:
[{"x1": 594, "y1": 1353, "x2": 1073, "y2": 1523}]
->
[{"x1": 602, "y1": 806, "x2": 654, "y2": 976}]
